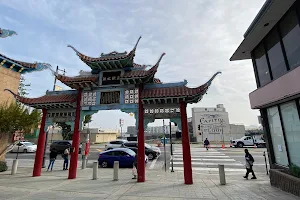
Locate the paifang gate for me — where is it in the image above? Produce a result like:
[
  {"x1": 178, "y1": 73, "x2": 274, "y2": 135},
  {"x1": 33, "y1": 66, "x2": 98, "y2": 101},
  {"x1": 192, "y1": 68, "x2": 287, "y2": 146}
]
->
[{"x1": 6, "y1": 36, "x2": 220, "y2": 184}]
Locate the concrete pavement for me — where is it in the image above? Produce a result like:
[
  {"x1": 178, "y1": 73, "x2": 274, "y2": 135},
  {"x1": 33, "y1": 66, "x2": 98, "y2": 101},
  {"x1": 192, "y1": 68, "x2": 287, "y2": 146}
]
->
[{"x1": 0, "y1": 164, "x2": 298, "y2": 200}]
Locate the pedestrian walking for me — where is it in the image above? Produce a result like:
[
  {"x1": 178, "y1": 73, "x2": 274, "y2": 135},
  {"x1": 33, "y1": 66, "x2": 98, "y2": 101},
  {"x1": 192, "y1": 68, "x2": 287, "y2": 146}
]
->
[
  {"x1": 47, "y1": 149, "x2": 57, "y2": 171},
  {"x1": 132, "y1": 154, "x2": 137, "y2": 179},
  {"x1": 62, "y1": 147, "x2": 70, "y2": 170},
  {"x1": 204, "y1": 138, "x2": 210, "y2": 150},
  {"x1": 243, "y1": 149, "x2": 257, "y2": 179}
]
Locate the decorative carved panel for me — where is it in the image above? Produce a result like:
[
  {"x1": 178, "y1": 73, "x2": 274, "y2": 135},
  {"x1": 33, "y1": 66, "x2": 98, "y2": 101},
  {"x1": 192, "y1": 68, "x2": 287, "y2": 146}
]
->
[
  {"x1": 100, "y1": 91, "x2": 120, "y2": 104},
  {"x1": 124, "y1": 88, "x2": 139, "y2": 104},
  {"x1": 144, "y1": 107, "x2": 180, "y2": 119},
  {"x1": 82, "y1": 91, "x2": 97, "y2": 106}
]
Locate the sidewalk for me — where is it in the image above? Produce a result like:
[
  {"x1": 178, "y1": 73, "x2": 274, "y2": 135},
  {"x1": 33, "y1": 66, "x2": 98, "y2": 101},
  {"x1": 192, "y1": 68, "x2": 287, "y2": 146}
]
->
[{"x1": 0, "y1": 165, "x2": 298, "y2": 200}]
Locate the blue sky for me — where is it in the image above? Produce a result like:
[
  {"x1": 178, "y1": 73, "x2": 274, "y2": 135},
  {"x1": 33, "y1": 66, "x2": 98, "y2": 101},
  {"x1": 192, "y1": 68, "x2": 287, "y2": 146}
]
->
[{"x1": 0, "y1": 0, "x2": 265, "y2": 130}]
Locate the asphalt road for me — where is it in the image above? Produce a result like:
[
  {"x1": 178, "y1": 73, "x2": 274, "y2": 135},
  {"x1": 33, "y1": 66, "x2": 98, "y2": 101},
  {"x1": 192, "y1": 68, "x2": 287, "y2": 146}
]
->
[
  {"x1": 6, "y1": 144, "x2": 268, "y2": 173},
  {"x1": 5, "y1": 143, "x2": 171, "y2": 170}
]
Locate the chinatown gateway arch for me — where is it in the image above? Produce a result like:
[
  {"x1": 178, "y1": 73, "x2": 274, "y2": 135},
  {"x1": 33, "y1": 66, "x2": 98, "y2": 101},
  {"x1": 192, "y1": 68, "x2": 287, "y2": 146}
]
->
[{"x1": 5, "y1": 36, "x2": 221, "y2": 184}]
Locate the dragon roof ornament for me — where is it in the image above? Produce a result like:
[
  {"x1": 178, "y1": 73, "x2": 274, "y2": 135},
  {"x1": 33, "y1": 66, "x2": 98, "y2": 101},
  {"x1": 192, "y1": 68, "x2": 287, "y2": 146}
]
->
[{"x1": 0, "y1": 28, "x2": 17, "y2": 38}]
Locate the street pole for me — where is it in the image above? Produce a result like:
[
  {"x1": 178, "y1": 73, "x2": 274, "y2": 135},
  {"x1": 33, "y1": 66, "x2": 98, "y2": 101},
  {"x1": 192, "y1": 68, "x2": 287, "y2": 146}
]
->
[
  {"x1": 52, "y1": 66, "x2": 66, "y2": 91},
  {"x1": 42, "y1": 130, "x2": 49, "y2": 168},
  {"x1": 169, "y1": 121, "x2": 174, "y2": 172},
  {"x1": 200, "y1": 122, "x2": 203, "y2": 142},
  {"x1": 263, "y1": 151, "x2": 269, "y2": 175},
  {"x1": 163, "y1": 119, "x2": 166, "y2": 172}
]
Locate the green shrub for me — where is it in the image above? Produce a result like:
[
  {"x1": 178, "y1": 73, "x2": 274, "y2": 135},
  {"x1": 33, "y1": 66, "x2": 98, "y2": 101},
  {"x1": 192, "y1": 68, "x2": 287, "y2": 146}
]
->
[
  {"x1": 0, "y1": 161, "x2": 8, "y2": 172},
  {"x1": 289, "y1": 163, "x2": 300, "y2": 178}
]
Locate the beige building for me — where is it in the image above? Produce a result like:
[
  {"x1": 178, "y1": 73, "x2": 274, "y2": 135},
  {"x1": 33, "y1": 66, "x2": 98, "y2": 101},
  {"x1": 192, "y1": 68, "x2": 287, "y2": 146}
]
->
[
  {"x1": 81, "y1": 128, "x2": 119, "y2": 144},
  {"x1": 0, "y1": 67, "x2": 20, "y2": 105},
  {"x1": 192, "y1": 104, "x2": 245, "y2": 142}
]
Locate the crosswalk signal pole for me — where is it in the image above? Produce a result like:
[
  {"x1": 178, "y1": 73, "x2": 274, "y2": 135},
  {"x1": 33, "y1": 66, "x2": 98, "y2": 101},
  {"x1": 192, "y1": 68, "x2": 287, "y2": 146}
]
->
[{"x1": 170, "y1": 121, "x2": 174, "y2": 172}]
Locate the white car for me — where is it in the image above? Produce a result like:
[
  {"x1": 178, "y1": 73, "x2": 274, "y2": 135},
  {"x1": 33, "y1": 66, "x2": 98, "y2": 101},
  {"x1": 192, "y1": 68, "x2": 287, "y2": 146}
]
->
[
  {"x1": 104, "y1": 140, "x2": 128, "y2": 150},
  {"x1": 231, "y1": 136, "x2": 265, "y2": 148},
  {"x1": 11, "y1": 142, "x2": 37, "y2": 153}
]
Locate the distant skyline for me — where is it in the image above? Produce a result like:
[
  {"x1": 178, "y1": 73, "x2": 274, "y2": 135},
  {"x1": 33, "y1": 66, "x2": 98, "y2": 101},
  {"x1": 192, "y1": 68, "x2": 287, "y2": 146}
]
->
[{"x1": 0, "y1": 0, "x2": 265, "y2": 130}]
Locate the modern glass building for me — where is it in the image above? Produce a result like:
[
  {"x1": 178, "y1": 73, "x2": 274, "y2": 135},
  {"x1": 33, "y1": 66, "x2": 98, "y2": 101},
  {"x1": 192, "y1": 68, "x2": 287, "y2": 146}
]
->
[{"x1": 231, "y1": 0, "x2": 300, "y2": 170}]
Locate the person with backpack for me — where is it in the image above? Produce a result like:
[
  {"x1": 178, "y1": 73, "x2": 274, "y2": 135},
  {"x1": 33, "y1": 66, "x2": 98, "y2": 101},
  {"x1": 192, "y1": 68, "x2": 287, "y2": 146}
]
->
[
  {"x1": 47, "y1": 149, "x2": 57, "y2": 171},
  {"x1": 204, "y1": 138, "x2": 210, "y2": 150},
  {"x1": 62, "y1": 147, "x2": 70, "y2": 170},
  {"x1": 243, "y1": 149, "x2": 257, "y2": 179}
]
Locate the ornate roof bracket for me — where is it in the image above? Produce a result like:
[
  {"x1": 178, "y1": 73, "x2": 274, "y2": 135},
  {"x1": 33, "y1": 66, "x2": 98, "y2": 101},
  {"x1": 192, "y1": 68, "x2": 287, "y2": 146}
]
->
[
  {"x1": 205, "y1": 71, "x2": 222, "y2": 86},
  {"x1": 4, "y1": 89, "x2": 20, "y2": 100},
  {"x1": 67, "y1": 45, "x2": 83, "y2": 57},
  {"x1": 133, "y1": 36, "x2": 142, "y2": 51}
]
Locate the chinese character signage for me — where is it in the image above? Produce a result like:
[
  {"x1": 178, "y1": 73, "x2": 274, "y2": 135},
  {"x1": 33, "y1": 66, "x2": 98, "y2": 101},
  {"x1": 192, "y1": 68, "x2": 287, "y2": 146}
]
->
[
  {"x1": 102, "y1": 71, "x2": 121, "y2": 85},
  {"x1": 100, "y1": 91, "x2": 120, "y2": 104},
  {"x1": 124, "y1": 88, "x2": 139, "y2": 104}
]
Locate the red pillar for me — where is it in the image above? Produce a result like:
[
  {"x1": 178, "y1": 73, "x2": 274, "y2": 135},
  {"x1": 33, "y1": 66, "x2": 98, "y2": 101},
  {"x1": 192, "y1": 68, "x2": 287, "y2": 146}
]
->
[
  {"x1": 33, "y1": 108, "x2": 47, "y2": 177},
  {"x1": 180, "y1": 101, "x2": 193, "y2": 184},
  {"x1": 137, "y1": 86, "x2": 145, "y2": 182},
  {"x1": 68, "y1": 89, "x2": 82, "y2": 179}
]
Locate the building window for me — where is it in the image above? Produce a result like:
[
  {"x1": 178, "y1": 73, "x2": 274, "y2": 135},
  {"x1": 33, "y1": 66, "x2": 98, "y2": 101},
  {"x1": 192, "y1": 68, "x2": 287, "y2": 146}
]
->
[
  {"x1": 265, "y1": 28, "x2": 287, "y2": 79},
  {"x1": 267, "y1": 106, "x2": 289, "y2": 166},
  {"x1": 253, "y1": 43, "x2": 271, "y2": 86},
  {"x1": 279, "y1": 9, "x2": 300, "y2": 70},
  {"x1": 280, "y1": 101, "x2": 300, "y2": 167}
]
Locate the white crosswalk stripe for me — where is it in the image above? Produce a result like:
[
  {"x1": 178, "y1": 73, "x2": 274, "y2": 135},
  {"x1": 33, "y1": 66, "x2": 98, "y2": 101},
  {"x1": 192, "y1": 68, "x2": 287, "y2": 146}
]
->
[{"x1": 170, "y1": 147, "x2": 247, "y2": 174}]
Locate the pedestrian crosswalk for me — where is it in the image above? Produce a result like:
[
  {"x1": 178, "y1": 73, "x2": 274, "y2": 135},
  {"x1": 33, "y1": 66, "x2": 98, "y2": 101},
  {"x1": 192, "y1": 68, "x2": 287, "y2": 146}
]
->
[{"x1": 170, "y1": 147, "x2": 247, "y2": 173}]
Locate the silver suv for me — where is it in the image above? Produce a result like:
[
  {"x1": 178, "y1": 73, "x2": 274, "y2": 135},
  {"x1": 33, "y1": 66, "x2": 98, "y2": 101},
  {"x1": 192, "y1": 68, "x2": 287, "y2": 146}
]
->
[{"x1": 104, "y1": 140, "x2": 128, "y2": 150}]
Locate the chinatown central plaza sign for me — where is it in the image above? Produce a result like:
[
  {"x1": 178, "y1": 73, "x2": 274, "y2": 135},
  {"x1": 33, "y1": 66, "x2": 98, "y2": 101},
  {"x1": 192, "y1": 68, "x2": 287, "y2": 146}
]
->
[{"x1": 199, "y1": 114, "x2": 227, "y2": 134}]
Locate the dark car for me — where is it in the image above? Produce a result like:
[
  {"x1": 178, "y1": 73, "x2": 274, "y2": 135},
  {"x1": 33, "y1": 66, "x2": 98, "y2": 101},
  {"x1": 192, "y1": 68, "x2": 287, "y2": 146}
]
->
[
  {"x1": 98, "y1": 148, "x2": 148, "y2": 168},
  {"x1": 50, "y1": 140, "x2": 82, "y2": 154},
  {"x1": 122, "y1": 142, "x2": 161, "y2": 160}
]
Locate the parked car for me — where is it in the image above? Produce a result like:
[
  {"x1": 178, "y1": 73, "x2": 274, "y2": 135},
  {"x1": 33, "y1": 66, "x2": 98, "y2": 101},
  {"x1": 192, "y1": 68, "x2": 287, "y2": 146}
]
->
[
  {"x1": 231, "y1": 136, "x2": 266, "y2": 148},
  {"x1": 98, "y1": 148, "x2": 148, "y2": 168},
  {"x1": 122, "y1": 141, "x2": 161, "y2": 160},
  {"x1": 104, "y1": 140, "x2": 128, "y2": 150},
  {"x1": 50, "y1": 140, "x2": 82, "y2": 154},
  {"x1": 11, "y1": 142, "x2": 37, "y2": 153}
]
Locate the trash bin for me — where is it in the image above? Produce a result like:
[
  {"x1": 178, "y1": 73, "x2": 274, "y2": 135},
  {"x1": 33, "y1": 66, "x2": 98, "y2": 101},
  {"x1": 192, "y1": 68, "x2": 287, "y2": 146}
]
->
[{"x1": 161, "y1": 137, "x2": 169, "y2": 144}]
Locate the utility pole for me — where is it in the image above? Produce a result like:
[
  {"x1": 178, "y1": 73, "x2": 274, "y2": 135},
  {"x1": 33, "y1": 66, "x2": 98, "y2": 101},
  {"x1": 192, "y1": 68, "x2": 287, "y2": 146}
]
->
[
  {"x1": 169, "y1": 121, "x2": 174, "y2": 172},
  {"x1": 53, "y1": 66, "x2": 66, "y2": 91},
  {"x1": 163, "y1": 119, "x2": 167, "y2": 172},
  {"x1": 119, "y1": 119, "x2": 124, "y2": 138}
]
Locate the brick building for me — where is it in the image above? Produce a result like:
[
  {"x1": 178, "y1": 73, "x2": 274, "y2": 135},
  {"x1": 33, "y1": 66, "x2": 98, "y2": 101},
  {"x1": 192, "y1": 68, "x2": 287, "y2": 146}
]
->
[{"x1": 0, "y1": 53, "x2": 48, "y2": 161}]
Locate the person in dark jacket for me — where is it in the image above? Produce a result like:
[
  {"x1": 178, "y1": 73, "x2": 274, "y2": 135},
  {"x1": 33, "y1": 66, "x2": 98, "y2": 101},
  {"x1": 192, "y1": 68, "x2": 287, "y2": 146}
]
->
[
  {"x1": 204, "y1": 138, "x2": 210, "y2": 150},
  {"x1": 132, "y1": 154, "x2": 137, "y2": 179},
  {"x1": 62, "y1": 147, "x2": 70, "y2": 170},
  {"x1": 243, "y1": 149, "x2": 257, "y2": 179},
  {"x1": 47, "y1": 149, "x2": 58, "y2": 171}
]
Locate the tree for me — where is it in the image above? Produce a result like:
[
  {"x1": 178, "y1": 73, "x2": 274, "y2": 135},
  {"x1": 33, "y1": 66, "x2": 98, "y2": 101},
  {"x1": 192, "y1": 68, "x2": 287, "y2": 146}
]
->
[
  {"x1": 0, "y1": 102, "x2": 41, "y2": 160},
  {"x1": 18, "y1": 75, "x2": 30, "y2": 97},
  {"x1": 83, "y1": 115, "x2": 92, "y2": 126},
  {"x1": 57, "y1": 122, "x2": 72, "y2": 140}
]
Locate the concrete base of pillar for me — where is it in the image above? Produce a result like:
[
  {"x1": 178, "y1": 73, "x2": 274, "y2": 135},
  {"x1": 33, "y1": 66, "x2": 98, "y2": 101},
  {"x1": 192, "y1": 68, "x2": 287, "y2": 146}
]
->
[{"x1": 11, "y1": 159, "x2": 18, "y2": 175}]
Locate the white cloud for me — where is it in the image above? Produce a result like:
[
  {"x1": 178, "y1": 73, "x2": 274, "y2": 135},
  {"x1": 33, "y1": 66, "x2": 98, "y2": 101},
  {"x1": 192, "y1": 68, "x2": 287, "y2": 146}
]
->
[{"x1": 0, "y1": 0, "x2": 265, "y2": 129}]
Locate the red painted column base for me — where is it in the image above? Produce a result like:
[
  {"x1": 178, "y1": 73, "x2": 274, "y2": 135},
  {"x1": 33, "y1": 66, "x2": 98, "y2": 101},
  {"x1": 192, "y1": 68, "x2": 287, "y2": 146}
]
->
[{"x1": 33, "y1": 108, "x2": 47, "y2": 177}]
